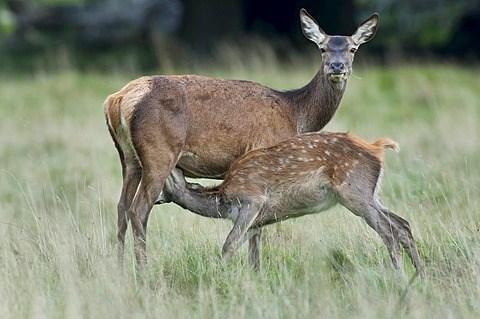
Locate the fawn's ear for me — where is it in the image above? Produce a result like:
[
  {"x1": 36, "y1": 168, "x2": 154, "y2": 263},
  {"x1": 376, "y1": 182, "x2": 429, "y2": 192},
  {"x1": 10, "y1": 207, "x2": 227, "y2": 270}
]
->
[
  {"x1": 351, "y1": 13, "x2": 379, "y2": 45},
  {"x1": 300, "y1": 9, "x2": 327, "y2": 46}
]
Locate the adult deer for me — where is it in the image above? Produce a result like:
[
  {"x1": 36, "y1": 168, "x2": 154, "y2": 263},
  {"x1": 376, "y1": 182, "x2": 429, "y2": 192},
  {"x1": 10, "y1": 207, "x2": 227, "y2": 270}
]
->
[
  {"x1": 162, "y1": 132, "x2": 423, "y2": 274},
  {"x1": 104, "y1": 9, "x2": 379, "y2": 266}
]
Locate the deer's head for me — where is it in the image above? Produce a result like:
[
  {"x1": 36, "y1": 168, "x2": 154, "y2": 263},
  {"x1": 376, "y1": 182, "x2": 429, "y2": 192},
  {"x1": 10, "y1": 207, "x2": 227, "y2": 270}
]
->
[{"x1": 300, "y1": 9, "x2": 379, "y2": 85}]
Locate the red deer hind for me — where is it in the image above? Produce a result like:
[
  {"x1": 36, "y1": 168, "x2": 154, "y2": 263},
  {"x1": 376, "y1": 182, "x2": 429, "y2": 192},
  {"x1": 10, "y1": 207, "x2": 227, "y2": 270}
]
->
[
  {"x1": 163, "y1": 132, "x2": 423, "y2": 274},
  {"x1": 104, "y1": 9, "x2": 379, "y2": 266}
]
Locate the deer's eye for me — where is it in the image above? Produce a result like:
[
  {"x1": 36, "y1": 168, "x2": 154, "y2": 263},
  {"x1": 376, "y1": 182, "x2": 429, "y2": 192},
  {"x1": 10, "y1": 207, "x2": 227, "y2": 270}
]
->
[
  {"x1": 320, "y1": 48, "x2": 326, "y2": 53},
  {"x1": 350, "y1": 48, "x2": 357, "y2": 53}
]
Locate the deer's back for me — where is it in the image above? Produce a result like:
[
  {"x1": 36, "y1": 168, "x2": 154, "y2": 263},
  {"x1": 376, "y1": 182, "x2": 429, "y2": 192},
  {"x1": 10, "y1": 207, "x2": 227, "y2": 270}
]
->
[
  {"x1": 105, "y1": 74, "x2": 298, "y2": 178},
  {"x1": 218, "y1": 132, "x2": 385, "y2": 223}
]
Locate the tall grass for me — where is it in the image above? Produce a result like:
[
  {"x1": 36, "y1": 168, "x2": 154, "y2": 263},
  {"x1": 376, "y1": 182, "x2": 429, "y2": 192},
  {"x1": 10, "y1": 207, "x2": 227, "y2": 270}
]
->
[{"x1": 0, "y1": 61, "x2": 479, "y2": 318}]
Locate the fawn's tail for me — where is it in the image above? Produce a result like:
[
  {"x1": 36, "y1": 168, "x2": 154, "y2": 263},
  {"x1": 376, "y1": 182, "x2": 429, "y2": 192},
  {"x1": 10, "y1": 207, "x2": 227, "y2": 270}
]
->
[{"x1": 372, "y1": 138, "x2": 400, "y2": 153}]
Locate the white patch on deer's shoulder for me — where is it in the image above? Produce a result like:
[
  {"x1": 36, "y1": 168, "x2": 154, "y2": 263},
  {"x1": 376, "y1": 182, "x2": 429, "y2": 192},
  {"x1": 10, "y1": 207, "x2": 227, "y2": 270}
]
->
[{"x1": 114, "y1": 113, "x2": 140, "y2": 162}]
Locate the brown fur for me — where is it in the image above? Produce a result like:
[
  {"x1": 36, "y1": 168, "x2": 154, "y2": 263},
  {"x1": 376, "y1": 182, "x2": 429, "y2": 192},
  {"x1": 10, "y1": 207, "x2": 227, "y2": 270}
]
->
[
  {"x1": 104, "y1": 76, "x2": 154, "y2": 134},
  {"x1": 105, "y1": 72, "x2": 345, "y2": 266},
  {"x1": 104, "y1": 10, "x2": 380, "y2": 267},
  {"x1": 163, "y1": 132, "x2": 422, "y2": 273},
  {"x1": 220, "y1": 132, "x2": 386, "y2": 196}
]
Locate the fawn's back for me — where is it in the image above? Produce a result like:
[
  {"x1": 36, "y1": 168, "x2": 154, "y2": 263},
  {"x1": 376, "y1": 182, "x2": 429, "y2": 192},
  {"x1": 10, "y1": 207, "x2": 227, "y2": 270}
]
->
[{"x1": 217, "y1": 132, "x2": 398, "y2": 225}]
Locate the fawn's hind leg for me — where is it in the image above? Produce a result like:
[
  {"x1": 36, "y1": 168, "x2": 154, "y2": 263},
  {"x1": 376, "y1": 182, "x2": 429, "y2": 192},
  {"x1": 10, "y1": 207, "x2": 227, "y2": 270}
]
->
[
  {"x1": 342, "y1": 193, "x2": 423, "y2": 273},
  {"x1": 380, "y1": 206, "x2": 422, "y2": 273},
  {"x1": 366, "y1": 205, "x2": 404, "y2": 270},
  {"x1": 341, "y1": 197, "x2": 403, "y2": 270},
  {"x1": 222, "y1": 200, "x2": 263, "y2": 261},
  {"x1": 248, "y1": 228, "x2": 262, "y2": 270}
]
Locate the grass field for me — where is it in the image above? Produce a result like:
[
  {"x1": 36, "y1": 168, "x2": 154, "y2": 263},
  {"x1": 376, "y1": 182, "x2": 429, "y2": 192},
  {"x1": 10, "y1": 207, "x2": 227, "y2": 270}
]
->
[{"x1": 0, "y1": 62, "x2": 479, "y2": 318}]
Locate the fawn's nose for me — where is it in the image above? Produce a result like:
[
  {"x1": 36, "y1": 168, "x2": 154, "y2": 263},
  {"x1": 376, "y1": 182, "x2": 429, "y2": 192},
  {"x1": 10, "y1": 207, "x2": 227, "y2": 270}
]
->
[{"x1": 330, "y1": 62, "x2": 345, "y2": 74}]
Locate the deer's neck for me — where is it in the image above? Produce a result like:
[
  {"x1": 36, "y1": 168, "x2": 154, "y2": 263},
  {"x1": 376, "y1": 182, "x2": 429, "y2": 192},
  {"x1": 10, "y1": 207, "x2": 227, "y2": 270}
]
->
[{"x1": 282, "y1": 69, "x2": 346, "y2": 133}]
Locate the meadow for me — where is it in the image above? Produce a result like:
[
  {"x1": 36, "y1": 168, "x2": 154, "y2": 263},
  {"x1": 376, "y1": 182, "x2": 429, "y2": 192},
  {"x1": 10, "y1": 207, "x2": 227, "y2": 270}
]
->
[{"x1": 0, "y1": 59, "x2": 479, "y2": 318}]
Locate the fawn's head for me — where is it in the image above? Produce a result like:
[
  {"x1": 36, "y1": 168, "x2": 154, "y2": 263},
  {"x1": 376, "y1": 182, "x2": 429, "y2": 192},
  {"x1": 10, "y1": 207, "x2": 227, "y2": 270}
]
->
[{"x1": 300, "y1": 9, "x2": 379, "y2": 85}]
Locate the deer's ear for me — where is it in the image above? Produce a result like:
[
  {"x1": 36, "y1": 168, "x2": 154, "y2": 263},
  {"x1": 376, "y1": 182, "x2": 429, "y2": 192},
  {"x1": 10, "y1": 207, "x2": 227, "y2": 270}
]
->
[
  {"x1": 351, "y1": 13, "x2": 379, "y2": 45},
  {"x1": 300, "y1": 9, "x2": 327, "y2": 46}
]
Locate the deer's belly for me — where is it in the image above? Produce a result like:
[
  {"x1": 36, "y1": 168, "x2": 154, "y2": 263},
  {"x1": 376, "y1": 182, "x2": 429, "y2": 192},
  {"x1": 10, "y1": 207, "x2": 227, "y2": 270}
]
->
[
  {"x1": 177, "y1": 151, "x2": 233, "y2": 178},
  {"x1": 254, "y1": 186, "x2": 337, "y2": 226}
]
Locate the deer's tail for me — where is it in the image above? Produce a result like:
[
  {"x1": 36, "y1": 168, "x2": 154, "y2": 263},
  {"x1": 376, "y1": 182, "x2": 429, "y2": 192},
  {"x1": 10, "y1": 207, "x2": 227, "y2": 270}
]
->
[{"x1": 372, "y1": 138, "x2": 400, "y2": 153}]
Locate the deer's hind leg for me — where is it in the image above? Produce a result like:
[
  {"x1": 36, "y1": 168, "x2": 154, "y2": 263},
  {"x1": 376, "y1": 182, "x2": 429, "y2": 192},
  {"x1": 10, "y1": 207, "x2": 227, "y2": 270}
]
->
[
  {"x1": 379, "y1": 206, "x2": 422, "y2": 273},
  {"x1": 127, "y1": 96, "x2": 187, "y2": 268},
  {"x1": 248, "y1": 228, "x2": 262, "y2": 270},
  {"x1": 117, "y1": 156, "x2": 142, "y2": 266},
  {"x1": 108, "y1": 127, "x2": 142, "y2": 266},
  {"x1": 222, "y1": 200, "x2": 264, "y2": 262},
  {"x1": 347, "y1": 201, "x2": 403, "y2": 270},
  {"x1": 340, "y1": 186, "x2": 422, "y2": 273}
]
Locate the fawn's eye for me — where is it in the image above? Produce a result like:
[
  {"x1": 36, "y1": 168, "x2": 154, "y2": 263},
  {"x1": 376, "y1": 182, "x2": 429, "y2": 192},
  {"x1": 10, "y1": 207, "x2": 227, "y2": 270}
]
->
[
  {"x1": 320, "y1": 48, "x2": 326, "y2": 53},
  {"x1": 350, "y1": 48, "x2": 357, "y2": 53}
]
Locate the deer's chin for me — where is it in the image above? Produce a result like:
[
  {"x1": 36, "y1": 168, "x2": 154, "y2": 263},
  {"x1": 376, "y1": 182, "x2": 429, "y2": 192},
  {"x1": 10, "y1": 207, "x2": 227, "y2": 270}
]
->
[{"x1": 328, "y1": 73, "x2": 347, "y2": 83}]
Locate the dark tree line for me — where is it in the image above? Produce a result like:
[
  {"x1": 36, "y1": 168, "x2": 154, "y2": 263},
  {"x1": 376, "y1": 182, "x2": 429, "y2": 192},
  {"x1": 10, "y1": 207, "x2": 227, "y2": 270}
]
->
[{"x1": 0, "y1": 0, "x2": 478, "y2": 70}]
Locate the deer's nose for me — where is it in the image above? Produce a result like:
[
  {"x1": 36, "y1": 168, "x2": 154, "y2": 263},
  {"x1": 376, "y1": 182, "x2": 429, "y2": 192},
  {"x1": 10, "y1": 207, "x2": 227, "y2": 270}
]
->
[{"x1": 330, "y1": 62, "x2": 345, "y2": 73}]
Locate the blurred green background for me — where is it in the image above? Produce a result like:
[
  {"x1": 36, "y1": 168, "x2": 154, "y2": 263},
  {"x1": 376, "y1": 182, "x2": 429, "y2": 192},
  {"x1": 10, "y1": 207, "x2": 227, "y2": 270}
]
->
[{"x1": 0, "y1": 0, "x2": 479, "y2": 72}]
